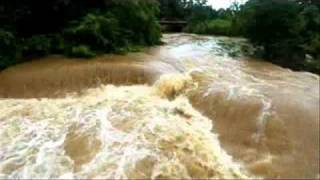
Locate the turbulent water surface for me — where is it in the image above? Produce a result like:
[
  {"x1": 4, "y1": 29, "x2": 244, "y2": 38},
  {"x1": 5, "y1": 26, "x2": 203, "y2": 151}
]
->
[{"x1": 0, "y1": 34, "x2": 319, "y2": 179}]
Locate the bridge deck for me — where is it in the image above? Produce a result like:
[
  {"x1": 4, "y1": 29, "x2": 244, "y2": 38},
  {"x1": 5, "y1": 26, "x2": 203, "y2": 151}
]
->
[{"x1": 159, "y1": 21, "x2": 187, "y2": 25}]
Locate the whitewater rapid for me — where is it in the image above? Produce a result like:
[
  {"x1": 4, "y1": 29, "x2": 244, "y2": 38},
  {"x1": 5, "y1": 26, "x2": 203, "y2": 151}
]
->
[{"x1": 0, "y1": 74, "x2": 252, "y2": 179}]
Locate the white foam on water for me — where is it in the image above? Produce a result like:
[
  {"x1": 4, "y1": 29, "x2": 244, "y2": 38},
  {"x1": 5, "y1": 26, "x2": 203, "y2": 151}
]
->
[{"x1": 0, "y1": 75, "x2": 253, "y2": 179}]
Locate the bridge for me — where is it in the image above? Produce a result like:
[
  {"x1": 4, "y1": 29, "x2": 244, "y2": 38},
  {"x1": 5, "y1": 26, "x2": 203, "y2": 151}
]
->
[{"x1": 159, "y1": 20, "x2": 187, "y2": 32}]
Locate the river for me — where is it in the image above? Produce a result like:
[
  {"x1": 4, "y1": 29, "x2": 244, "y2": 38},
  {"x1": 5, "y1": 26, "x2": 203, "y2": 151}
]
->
[{"x1": 0, "y1": 33, "x2": 319, "y2": 179}]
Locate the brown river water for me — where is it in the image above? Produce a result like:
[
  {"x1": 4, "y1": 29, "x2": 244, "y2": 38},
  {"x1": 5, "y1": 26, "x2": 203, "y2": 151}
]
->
[{"x1": 0, "y1": 34, "x2": 319, "y2": 179}]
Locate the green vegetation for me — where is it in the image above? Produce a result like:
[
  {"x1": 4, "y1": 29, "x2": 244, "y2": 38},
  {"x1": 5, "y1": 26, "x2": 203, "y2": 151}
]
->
[
  {"x1": 0, "y1": 0, "x2": 161, "y2": 69},
  {"x1": 240, "y1": 0, "x2": 320, "y2": 73},
  {"x1": 0, "y1": 30, "x2": 19, "y2": 69},
  {"x1": 185, "y1": 19, "x2": 233, "y2": 36}
]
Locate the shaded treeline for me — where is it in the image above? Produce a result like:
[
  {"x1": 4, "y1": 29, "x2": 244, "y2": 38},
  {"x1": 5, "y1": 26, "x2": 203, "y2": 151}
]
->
[{"x1": 0, "y1": 0, "x2": 161, "y2": 69}]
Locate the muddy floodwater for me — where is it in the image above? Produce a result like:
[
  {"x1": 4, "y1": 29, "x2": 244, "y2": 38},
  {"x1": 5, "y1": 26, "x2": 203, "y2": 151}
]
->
[{"x1": 0, "y1": 34, "x2": 319, "y2": 179}]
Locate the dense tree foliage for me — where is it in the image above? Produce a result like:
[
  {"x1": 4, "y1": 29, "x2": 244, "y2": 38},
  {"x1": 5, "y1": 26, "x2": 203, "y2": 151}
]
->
[
  {"x1": 241, "y1": 0, "x2": 320, "y2": 73},
  {"x1": 0, "y1": 0, "x2": 161, "y2": 69},
  {"x1": 158, "y1": 0, "x2": 209, "y2": 20}
]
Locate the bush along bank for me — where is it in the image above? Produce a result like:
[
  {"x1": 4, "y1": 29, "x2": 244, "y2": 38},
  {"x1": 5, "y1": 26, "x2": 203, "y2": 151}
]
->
[{"x1": 0, "y1": 0, "x2": 162, "y2": 70}]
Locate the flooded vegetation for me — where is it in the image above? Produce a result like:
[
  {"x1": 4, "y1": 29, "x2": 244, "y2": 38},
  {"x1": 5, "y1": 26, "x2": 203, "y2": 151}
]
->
[{"x1": 0, "y1": 34, "x2": 319, "y2": 179}]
